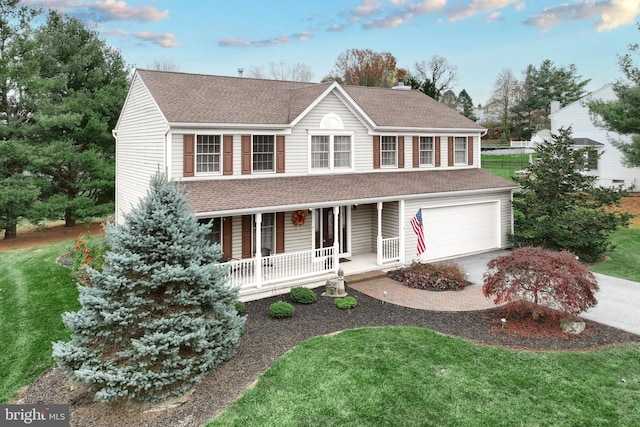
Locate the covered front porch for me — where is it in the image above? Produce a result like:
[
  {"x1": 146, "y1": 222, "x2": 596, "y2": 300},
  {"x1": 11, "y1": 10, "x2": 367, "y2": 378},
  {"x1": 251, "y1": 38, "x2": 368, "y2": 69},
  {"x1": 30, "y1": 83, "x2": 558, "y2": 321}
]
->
[{"x1": 211, "y1": 201, "x2": 406, "y2": 301}]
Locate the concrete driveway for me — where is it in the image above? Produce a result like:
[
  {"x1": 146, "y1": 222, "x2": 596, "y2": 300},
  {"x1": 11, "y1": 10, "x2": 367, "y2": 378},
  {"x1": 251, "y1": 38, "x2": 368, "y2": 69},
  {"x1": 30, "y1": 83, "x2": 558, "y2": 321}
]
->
[{"x1": 450, "y1": 250, "x2": 640, "y2": 336}]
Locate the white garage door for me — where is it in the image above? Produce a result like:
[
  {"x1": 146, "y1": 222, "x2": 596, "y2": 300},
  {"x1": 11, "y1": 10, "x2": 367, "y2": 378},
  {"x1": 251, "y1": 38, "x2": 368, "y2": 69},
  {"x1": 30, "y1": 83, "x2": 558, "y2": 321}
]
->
[{"x1": 422, "y1": 202, "x2": 500, "y2": 261}]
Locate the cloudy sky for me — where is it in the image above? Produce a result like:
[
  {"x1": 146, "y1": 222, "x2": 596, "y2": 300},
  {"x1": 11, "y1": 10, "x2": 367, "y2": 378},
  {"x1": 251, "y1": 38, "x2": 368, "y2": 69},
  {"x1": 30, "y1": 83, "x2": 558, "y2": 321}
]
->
[{"x1": 23, "y1": 0, "x2": 640, "y2": 104}]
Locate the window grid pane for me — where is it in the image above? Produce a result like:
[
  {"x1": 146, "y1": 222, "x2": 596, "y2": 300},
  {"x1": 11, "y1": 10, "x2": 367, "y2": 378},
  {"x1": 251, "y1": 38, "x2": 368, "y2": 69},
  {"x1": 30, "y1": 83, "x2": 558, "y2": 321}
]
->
[
  {"x1": 311, "y1": 136, "x2": 330, "y2": 169},
  {"x1": 196, "y1": 135, "x2": 221, "y2": 173},
  {"x1": 454, "y1": 136, "x2": 467, "y2": 164},
  {"x1": 334, "y1": 136, "x2": 351, "y2": 168},
  {"x1": 253, "y1": 135, "x2": 274, "y2": 171},
  {"x1": 381, "y1": 136, "x2": 397, "y2": 166},
  {"x1": 419, "y1": 136, "x2": 434, "y2": 165}
]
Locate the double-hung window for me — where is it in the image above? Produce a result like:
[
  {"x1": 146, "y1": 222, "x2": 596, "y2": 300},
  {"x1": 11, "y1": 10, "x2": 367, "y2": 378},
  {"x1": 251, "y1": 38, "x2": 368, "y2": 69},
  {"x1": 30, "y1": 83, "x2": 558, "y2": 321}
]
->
[
  {"x1": 454, "y1": 136, "x2": 467, "y2": 165},
  {"x1": 199, "y1": 217, "x2": 222, "y2": 245},
  {"x1": 381, "y1": 136, "x2": 397, "y2": 167},
  {"x1": 253, "y1": 135, "x2": 275, "y2": 172},
  {"x1": 196, "y1": 135, "x2": 221, "y2": 174},
  {"x1": 253, "y1": 213, "x2": 275, "y2": 255},
  {"x1": 419, "y1": 136, "x2": 434, "y2": 166},
  {"x1": 310, "y1": 134, "x2": 352, "y2": 171}
]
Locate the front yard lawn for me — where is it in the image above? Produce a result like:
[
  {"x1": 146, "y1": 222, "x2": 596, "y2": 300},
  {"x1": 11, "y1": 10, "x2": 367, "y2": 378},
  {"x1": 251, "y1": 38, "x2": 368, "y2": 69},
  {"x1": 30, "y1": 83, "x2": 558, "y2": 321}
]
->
[
  {"x1": 590, "y1": 227, "x2": 640, "y2": 282},
  {"x1": 207, "y1": 327, "x2": 640, "y2": 426},
  {"x1": 0, "y1": 242, "x2": 80, "y2": 403}
]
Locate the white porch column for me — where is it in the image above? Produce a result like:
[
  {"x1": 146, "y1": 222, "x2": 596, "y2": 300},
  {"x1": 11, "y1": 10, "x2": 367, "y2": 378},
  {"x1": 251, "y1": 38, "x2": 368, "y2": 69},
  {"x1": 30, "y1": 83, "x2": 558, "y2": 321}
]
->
[
  {"x1": 254, "y1": 213, "x2": 263, "y2": 288},
  {"x1": 333, "y1": 206, "x2": 340, "y2": 273},
  {"x1": 376, "y1": 202, "x2": 383, "y2": 265},
  {"x1": 399, "y1": 199, "x2": 406, "y2": 265}
]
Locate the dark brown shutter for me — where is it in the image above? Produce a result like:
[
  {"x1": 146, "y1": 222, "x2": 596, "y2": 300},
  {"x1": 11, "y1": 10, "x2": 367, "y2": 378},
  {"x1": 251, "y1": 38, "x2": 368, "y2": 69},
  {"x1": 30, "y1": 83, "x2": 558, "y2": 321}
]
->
[
  {"x1": 183, "y1": 134, "x2": 195, "y2": 177},
  {"x1": 435, "y1": 136, "x2": 441, "y2": 167},
  {"x1": 223, "y1": 135, "x2": 233, "y2": 175},
  {"x1": 276, "y1": 135, "x2": 285, "y2": 173},
  {"x1": 467, "y1": 136, "x2": 474, "y2": 165},
  {"x1": 276, "y1": 212, "x2": 285, "y2": 254},
  {"x1": 222, "y1": 217, "x2": 232, "y2": 258},
  {"x1": 241, "y1": 135, "x2": 251, "y2": 174},
  {"x1": 242, "y1": 215, "x2": 252, "y2": 258},
  {"x1": 373, "y1": 135, "x2": 380, "y2": 169},
  {"x1": 448, "y1": 136, "x2": 454, "y2": 166},
  {"x1": 412, "y1": 136, "x2": 419, "y2": 168},
  {"x1": 398, "y1": 136, "x2": 404, "y2": 168}
]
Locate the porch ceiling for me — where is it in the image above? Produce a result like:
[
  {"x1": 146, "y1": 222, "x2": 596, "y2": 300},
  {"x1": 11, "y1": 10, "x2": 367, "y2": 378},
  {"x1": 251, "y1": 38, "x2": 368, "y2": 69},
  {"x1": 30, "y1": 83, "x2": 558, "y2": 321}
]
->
[{"x1": 178, "y1": 169, "x2": 518, "y2": 214}]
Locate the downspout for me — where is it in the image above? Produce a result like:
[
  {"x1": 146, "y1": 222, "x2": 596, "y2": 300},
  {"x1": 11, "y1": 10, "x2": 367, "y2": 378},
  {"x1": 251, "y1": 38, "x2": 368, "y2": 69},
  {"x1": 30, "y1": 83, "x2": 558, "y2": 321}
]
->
[
  {"x1": 112, "y1": 129, "x2": 119, "y2": 223},
  {"x1": 164, "y1": 126, "x2": 171, "y2": 177}
]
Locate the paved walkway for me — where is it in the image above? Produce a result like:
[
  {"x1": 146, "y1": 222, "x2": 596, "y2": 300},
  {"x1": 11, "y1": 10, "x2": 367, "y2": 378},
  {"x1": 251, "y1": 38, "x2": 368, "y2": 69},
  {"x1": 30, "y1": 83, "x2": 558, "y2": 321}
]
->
[
  {"x1": 346, "y1": 250, "x2": 640, "y2": 336},
  {"x1": 348, "y1": 276, "x2": 500, "y2": 311}
]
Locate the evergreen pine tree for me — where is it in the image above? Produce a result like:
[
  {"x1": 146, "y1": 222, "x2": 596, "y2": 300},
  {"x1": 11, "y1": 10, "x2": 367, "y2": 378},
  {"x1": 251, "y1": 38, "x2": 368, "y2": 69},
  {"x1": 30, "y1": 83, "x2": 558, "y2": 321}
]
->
[{"x1": 53, "y1": 173, "x2": 245, "y2": 403}]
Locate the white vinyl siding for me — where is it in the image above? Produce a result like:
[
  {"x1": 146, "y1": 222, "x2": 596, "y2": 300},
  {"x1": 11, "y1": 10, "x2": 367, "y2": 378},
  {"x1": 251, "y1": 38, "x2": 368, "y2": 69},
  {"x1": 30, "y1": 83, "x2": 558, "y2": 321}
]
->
[{"x1": 114, "y1": 75, "x2": 168, "y2": 224}]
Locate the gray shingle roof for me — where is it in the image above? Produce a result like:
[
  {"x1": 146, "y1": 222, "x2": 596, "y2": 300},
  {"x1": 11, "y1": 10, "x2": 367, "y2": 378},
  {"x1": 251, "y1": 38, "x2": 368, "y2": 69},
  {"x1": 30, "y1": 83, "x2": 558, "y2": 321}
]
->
[
  {"x1": 178, "y1": 169, "x2": 516, "y2": 214},
  {"x1": 136, "y1": 69, "x2": 483, "y2": 130}
]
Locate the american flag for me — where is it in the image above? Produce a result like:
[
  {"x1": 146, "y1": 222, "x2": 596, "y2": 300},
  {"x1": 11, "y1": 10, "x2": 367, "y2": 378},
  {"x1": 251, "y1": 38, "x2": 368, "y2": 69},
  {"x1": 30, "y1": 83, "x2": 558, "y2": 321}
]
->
[{"x1": 410, "y1": 209, "x2": 426, "y2": 255}]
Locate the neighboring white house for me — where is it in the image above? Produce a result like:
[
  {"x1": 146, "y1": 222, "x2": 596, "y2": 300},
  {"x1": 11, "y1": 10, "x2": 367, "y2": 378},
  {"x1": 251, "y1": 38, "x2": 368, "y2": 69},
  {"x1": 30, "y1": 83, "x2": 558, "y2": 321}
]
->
[
  {"x1": 114, "y1": 69, "x2": 517, "y2": 300},
  {"x1": 550, "y1": 84, "x2": 640, "y2": 190}
]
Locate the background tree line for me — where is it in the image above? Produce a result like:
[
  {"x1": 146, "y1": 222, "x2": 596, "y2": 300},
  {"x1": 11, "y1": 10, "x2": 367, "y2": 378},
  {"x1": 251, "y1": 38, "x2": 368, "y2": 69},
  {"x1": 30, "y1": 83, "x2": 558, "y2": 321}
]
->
[{"x1": 0, "y1": 0, "x2": 129, "y2": 239}]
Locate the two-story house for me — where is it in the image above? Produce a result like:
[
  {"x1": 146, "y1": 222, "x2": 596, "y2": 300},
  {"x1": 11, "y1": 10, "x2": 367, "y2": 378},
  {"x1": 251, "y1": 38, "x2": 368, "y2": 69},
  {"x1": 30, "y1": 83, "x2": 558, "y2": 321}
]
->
[
  {"x1": 550, "y1": 84, "x2": 640, "y2": 190},
  {"x1": 114, "y1": 70, "x2": 517, "y2": 301}
]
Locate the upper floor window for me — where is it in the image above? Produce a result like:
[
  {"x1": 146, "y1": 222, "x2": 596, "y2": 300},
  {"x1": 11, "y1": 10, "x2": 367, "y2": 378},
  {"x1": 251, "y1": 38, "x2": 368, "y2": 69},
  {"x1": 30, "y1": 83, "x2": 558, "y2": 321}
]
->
[
  {"x1": 419, "y1": 136, "x2": 434, "y2": 166},
  {"x1": 454, "y1": 136, "x2": 467, "y2": 164},
  {"x1": 196, "y1": 135, "x2": 221, "y2": 174},
  {"x1": 253, "y1": 135, "x2": 274, "y2": 172},
  {"x1": 585, "y1": 149, "x2": 599, "y2": 170},
  {"x1": 310, "y1": 134, "x2": 352, "y2": 170},
  {"x1": 381, "y1": 135, "x2": 397, "y2": 167}
]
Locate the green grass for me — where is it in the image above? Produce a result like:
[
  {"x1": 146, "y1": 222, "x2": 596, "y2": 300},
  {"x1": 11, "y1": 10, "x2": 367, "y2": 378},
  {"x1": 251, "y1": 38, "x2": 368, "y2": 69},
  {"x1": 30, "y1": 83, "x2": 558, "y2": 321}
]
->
[
  {"x1": 207, "y1": 327, "x2": 640, "y2": 427},
  {"x1": 481, "y1": 153, "x2": 533, "y2": 181},
  {"x1": 590, "y1": 228, "x2": 640, "y2": 282},
  {"x1": 0, "y1": 242, "x2": 80, "y2": 403}
]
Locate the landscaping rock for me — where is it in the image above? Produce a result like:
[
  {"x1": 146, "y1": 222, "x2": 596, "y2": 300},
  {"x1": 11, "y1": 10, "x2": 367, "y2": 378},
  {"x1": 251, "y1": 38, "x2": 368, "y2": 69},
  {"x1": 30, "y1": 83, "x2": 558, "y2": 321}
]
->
[{"x1": 560, "y1": 317, "x2": 586, "y2": 334}]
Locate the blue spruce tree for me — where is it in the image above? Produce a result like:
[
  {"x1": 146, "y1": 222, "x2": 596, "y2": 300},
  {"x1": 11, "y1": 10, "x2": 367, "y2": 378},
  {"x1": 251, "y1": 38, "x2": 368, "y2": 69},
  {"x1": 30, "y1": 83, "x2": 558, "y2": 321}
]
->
[{"x1": 53, "y1": 173, "x2": 245, "y2": 403}]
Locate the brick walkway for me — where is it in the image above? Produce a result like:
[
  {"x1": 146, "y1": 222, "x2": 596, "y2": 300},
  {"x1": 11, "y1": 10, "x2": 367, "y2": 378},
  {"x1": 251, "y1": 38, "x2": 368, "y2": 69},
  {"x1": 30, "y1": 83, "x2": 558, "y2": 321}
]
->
[{"x1": 346, "y1": 271, "x2": 501, "y2": 312}]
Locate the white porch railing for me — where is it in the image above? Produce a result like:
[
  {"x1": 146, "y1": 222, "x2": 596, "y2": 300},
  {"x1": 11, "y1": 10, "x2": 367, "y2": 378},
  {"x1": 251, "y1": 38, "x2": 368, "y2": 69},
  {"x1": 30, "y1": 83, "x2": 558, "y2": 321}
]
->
[
  {"x1": 381, "y1": 237, "x2": 400, "y2": 263},
  {"x1": 220, "y1": 247, "x2": 336, "y2": 289}
]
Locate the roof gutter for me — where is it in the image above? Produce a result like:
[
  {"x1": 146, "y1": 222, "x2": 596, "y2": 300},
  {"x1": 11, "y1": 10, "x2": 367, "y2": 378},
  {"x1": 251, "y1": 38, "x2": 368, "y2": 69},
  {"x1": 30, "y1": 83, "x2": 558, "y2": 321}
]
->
[
  {"x1": 169, "y1": 122, "x2": 292, "y2": 133},
  {"x1": 369, "y1": 126, "x2": 487, "y2": 134}
]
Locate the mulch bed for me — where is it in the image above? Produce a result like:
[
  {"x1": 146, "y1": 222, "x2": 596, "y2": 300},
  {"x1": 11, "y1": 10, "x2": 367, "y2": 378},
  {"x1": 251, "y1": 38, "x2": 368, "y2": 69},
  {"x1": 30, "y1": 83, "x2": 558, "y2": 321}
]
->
[{"x1": 14, "y1": 286, "x2": 640, "y2": 427}]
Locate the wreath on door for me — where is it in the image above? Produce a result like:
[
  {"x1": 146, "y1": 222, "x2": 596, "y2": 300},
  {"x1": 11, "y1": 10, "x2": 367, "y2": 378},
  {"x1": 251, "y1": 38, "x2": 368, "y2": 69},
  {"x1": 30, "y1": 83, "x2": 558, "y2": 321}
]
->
[{"x1": 292, "y1": 210, "x2": 307, "y2": 226}]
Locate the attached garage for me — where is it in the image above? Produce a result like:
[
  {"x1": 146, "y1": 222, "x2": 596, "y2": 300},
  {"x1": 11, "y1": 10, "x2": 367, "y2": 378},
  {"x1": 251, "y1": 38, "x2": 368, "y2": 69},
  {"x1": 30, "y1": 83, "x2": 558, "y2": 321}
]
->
[{"x1": 422, "y1": 201, "x2": 501, "y2": 261}]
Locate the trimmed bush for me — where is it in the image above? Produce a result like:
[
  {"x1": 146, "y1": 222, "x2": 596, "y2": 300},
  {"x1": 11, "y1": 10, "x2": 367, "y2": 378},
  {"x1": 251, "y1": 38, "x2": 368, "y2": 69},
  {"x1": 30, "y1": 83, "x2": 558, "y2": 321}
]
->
[
  {"x1": 235, "y1": 300, "x2": 246, "y2": 314},
  {"x1": 269, "y1": 301, "x2": 295, "y2": 318},
  {"x1": 335, "y1": 296, "x2": 358, "y2": 309},
  {"x1": 387, "y1": 262, "x2": 466, "y2": 291},
  {"x1": 290, "y1": 287, "x2": 317, "y2": 304}
]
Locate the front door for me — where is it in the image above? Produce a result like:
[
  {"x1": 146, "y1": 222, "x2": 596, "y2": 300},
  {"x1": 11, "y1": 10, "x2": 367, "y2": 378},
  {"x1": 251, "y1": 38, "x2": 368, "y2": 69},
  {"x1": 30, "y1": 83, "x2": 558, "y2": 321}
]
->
[
  {"x1": 315, "y1": 208, "x2": 334, "y2": 249},
  {"x1": 314, "y1": 207, "x2": 350, "y2": 255}
]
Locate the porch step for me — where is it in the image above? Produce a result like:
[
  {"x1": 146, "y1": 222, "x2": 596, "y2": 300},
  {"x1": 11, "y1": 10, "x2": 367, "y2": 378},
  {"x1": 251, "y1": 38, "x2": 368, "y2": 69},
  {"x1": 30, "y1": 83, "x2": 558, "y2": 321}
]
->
[{"x1": 345, "y1": 270, "x2": 388, "y2": 285}]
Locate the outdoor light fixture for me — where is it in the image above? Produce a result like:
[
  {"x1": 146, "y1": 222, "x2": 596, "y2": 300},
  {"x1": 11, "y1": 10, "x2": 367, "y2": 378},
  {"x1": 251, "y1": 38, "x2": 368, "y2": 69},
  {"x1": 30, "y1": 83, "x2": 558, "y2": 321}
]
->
[{"x1": 501, "y1": 318, "x2": 507, "y2": 328}]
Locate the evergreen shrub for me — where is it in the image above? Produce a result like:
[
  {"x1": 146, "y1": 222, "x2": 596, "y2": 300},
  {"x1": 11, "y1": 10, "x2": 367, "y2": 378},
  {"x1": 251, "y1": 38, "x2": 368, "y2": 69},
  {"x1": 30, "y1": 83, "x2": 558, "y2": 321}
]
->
[
  {"x1": 269, "y1": 301, "x2": 295, "y2": 318},
  {"x1": 235, "y1": 300, "x2": 246, "y2": 314},
  {"x1": 335, "y1": 296, "x2": 357, "y2": 309},
  {"x1": 290, "y1": 287, "x2": 317, "y2": 304},
  {"x1": 52, "y1": 173, "x2": 245, "y2": 403}
]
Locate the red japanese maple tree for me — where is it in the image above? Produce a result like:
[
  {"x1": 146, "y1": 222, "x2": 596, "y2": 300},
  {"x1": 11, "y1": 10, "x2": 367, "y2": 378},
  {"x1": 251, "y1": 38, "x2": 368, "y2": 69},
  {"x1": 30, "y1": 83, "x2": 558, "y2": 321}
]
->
[{"x1": 483, "y1": 247, "x2": 599, "y2": 318}]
